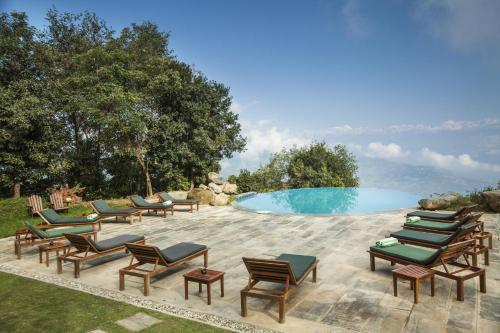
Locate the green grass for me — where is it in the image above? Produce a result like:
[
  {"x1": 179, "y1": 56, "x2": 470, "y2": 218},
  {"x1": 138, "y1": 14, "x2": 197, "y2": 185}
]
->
[
  {"x1": 0, "y1": 197, "x2": 129, "y2": 238},
  {"x1": 0, "y1": 272, "x2": 228, "y2": 333}
]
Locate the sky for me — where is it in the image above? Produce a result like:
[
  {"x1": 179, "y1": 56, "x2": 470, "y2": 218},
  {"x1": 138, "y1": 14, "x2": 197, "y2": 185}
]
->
[{"x1": 2, "y1": 0, "x2": 500, "y2": 187}]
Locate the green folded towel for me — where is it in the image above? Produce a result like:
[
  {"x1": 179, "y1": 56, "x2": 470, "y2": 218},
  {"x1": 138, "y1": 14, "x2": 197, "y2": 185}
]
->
[
  {"x1": 375, "y1": 237, "x2": 398, "y2": 247},
  {"x1": 406, "y1": 216, "x2": 421, "y2": 223}
]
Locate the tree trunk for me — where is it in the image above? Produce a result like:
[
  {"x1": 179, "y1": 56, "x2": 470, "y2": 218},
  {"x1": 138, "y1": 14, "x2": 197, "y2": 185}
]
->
[
  {"x1": 190, "y1": 169, "x2": 195, "y2": 190},
  {"x1": 135, "y1": 148, "x2": 153, "y2": 197},
  {"x1": 13, "y1": 182, "x2": 21, "y2": 198}
]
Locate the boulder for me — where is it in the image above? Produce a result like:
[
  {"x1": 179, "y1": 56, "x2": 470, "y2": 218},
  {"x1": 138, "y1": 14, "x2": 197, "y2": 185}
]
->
[
  {"x1": 167, "y1": 191, "x2": 188, "y2": 200},
  {"x1": 199, "y1": 184, "x2": 208, "y2": 190},
  {"x1": 208, "y1": 182, "x2": 222, "y2": 194},
  {"x1": 222, "y1": 183, "x2": 238, "y2": 194},
  {"x1": 481, "y1": 190, "x2": 500, "y2": 212},
  {"x1": 187, "y1": 188, "x2": 214, "y2": 204},
  {"x1": 208, "y1": 172, "x2": 225, "y2": 185},
  {"x1": 210, "y1": 193, "x2": 229, "y2": 206},
  {"x1": 418, "y1": 192, "x2": 459, "y2": 210}
]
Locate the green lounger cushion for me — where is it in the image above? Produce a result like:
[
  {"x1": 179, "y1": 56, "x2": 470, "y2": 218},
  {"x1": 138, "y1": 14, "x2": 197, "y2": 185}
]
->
[
  {"x1": 407, "y1": 205, "x2": 475, "y2": 220},
  {"x1": 89, "y1": 234, "x2": 144, "y2": 252},
  {"x1": 25, "y1": 223, "x2": 93, "y2": 239},
  {"x1": 370, "y1": 244, "x2": 445, "y2": 265},
  {"x1": 131, "y1": 195, "x2": 170, "y2": 208},
  {"x1": 403, "y1": 218, "x2": 468, "y2": 231},
  {"x1": 39, "y1": 209, "x2": 62, "y2": 223},
  {"x1": 390, "y1": 229, "x2": 454, "y2": 246},
  {"x1": 276, "y1": 253, "x2": 317, "y2": 281},
  {"x1": 93, "y1": 200, "x2": 138, "y2": 214},
  {"x1": 159, "y1": 192, "x2": 196, "y2": 204},
  {"x1": 40, "y1": 209, "x2": 97, "y2": 224},
  {"x1": 160, "y1": 242, "x2": 207, "y2": 263}
]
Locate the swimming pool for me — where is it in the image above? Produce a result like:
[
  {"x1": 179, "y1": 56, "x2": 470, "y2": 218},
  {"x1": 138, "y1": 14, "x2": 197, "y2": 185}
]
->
[{"x1": 234, "y1": 187, "x2": 420, "y2": 215}]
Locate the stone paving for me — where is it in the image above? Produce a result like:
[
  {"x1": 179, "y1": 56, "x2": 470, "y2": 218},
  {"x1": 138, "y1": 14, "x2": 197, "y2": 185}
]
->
[{"x1": 0, "y1": 206, "x2": 498, "y2": 333}]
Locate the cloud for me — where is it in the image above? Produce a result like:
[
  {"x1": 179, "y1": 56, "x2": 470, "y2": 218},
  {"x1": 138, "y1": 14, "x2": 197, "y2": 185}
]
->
[
  {"x1": 239, "y1": 120, "x2": 310, "y2": 160},
  {"x1": 342, "y1": 0, "x2": 371, "y2": 38},
  {"x1": 365, "y1": 142, "x2": 406, "y2": 159},
  {"x1": 230, "y1": 99, "x2": 259, "y2": 114},
  {"x1": 415, "y1": 0, "x2": 500, "y2": 66},
  {"x1": 322, "y1": 118, "x2": 500, "y2": 136},
  {"x1": 419, "y1": 148, "x2": 500, "y2": 173}
]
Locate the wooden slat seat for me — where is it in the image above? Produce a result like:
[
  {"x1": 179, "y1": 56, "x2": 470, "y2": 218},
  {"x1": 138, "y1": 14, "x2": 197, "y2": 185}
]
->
[
  {"x1": 241, "y1": 254, "x2": 318, "y2": 323},
  {"x1": 119, "y1": 242, "x2": 208, "y2": 296},
  {"x1": 368, "y1": 239, "x2": 486, "y2": 301},
  {"x1": 57, "y1": 233, "x2": 145, "y2": 278}
]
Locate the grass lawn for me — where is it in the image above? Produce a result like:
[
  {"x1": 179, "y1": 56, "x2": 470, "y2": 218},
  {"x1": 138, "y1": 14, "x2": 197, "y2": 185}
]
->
[
  {"x1": 0, "y1": 272, "x2": 228, "y2": 333},
  {"x1": 0, "y1": 197, "x2": 129, "y2": 238}
]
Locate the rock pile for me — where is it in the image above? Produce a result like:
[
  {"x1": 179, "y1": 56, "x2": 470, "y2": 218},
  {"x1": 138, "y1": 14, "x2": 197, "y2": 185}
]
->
[
  {"x1": 481, "y1": 190, "x2": 500, "y2": 212},
  {"x1": 418, "y1": 192, "x2": 459, "y2": 210},
  {"x1": 187, "y1": 172, "x2": 238, "y2": 206}
]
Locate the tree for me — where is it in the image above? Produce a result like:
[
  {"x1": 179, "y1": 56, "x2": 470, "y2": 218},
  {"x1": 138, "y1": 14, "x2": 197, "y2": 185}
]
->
[
  {"x1": 0, "y1": 12, "x2": 66, "y2": 197},
  {"x1": 230, "y1": 142, "x2": 359, "y2": 192}
]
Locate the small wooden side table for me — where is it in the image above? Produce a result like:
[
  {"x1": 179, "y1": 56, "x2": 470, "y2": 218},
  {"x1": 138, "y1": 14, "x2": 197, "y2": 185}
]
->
[
  {"x1": 39, "y1": 242, "x2": 68, "y2": 267},
  {"x1": 184, "y1": 268, "x2": 224, "y2": 305},
  {"x1": 392, "y1": 265, "x2": 435, "y2": 304}
]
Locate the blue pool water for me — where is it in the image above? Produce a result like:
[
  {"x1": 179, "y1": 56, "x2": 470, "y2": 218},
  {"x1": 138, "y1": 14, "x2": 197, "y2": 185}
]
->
[{"x1": 234, "y1": 187, "x2": 420, "y2": 215}]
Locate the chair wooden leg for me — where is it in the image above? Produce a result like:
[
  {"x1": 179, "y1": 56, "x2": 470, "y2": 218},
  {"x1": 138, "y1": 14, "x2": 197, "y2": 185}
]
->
[
  {"x1": 278, "y1": 297, "x2": 285, "y2": 323},
  {"x1": 370, "y1": 254, "x2": 375, "y2": 271},
  {"x1": 484, "y1": 248, "x2": 489, "y2": 266},
  {"x1": 471, "y1": 253, "x2": 478, "y2": 267},
  {"x1": 414, "y1": 279, "x2": 419, "y2": 304},
  {"x1": 15, "y1": 240, "x2": 21, "y2": 259},
  {"x1": 480, "y1": 271, "x2": 486, "y2": 293},
  {"x1": 119, "y1": 271, "x2": 125, "y2": 291},
  {"x1": 312, "y1": 266, "x2": 317, "y2": 282},
  {"x1": 431, "y1": 276, "x2": 435, "y2": 297},
  {"x1": 74, "y1": 261, "x2": 80, "y2": 278},
  {"x1": 241, "y1": 291, "x2": 247, "y2": 317},
  {"x1": 203, "y1": 251, "x2": 208, "y2": 267},
  {"x1": 393, "y1": 275, "x2": 398, "y2": 297},
  {"x1": 144, "y1": 275, "x2": 150, "y2": 296},
  {"x1": 457, "y1": 280, "x2": 464, "y2": 301}
]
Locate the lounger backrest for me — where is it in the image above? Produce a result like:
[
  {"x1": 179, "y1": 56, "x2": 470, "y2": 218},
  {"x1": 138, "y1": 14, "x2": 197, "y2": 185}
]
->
[
  {"x1": 452, "y1": 221, "x2": 482, "y2": 242},
  {"x1": 130, "y1": 195, "x2": 148, "y2": 207},
  {"x1": 432, "y1": 239, "x2": 476, "y2": 266},
  {"x1": 454, "y1": 212, "x2": 482, "y2": 228},
  {"x1": 64, "y1": 233, "x2": 99, "y2": 253},
  {"x1": 24, "y1": 223, "x2": 49, "y2": 239},
  {"x1": 91, "y1": 200, "x2": 112, "y2": 213},
  {"x1": 27, "y1": 195, "x2": 43, "y2": 213},
  {"x1": 242, "y1": 257, "x2": 297, "y2": 285},
  {"x1": 158, "y1": 192, "x2": 173, "y2": 202},
  {"x1": 38, "y1": 209, "x2": 62, "y2": 223},
  {"x1": 50, "y1": 192, "x2": 66, "y2": 210},
  {"x1": 125, "y1": 243, "x2": 168, "y2": 266},
  {"x1": 451, "y1": 204, "x2": 478, "y2": 219}
]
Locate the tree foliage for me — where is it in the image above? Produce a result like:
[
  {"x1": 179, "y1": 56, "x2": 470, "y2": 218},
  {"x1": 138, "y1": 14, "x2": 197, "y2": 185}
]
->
[
  {"x1": 0, "y1": 10, "x2": 245, "y2": 198},
  {"x1": 229, "y1": 142, "x2": 359, "y2": 192}
]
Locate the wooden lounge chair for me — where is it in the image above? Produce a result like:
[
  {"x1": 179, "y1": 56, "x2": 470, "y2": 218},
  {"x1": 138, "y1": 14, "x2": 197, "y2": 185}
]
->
[
  {"x1": 58, "y1": 233, "x2": 145, "y2": 278},
  {"x1": 368, "y1": 239, "x2": 486, "y2": 301},
  {"x1": 403, "y1": 213, "x2": 483, "y2": 234},
  {"x1": 156, "y1": 192, "x2": 199, "y2": 212},
  {"x1": 27, "y1": 194, "x2": 44, "y2": 216},
  {"x1": 119, "y1": 242, "x2": 208, "y2": 296},
  {"x1": 129, "y1": 195, "x2": 174, "y2": 218},
  {"x1": 49, "y1": 192, "x2": 69, "y2": 213},
  {"x1": 38, "y1": 208, "x2": 102, "y2": 230},
  {"x1": 406, "y1": 205, "x2": 478, "y2": 222},
  {"x1": 15, "y1": 223, "x2": 97, "y2": 259},
  {"x1": 241, "y1": 254, "x2": 318, "y2": 323},
  {"x1": 391, "y1": 221, "x2": 489, "y2": 266},
  {"x1": 90, "y1": 199, "x2": 142, "y2": 224}
]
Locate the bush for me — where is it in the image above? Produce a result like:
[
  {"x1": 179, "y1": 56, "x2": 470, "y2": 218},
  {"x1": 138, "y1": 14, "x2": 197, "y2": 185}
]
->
[{"x1": 230, "y1": 142, "x2": 359, "y2": 192}]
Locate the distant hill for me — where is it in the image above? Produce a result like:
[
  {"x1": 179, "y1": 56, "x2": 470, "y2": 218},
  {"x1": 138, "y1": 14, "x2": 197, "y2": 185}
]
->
[{"x1": 357, "y1": 157, "x2": 490, "y2": 196}]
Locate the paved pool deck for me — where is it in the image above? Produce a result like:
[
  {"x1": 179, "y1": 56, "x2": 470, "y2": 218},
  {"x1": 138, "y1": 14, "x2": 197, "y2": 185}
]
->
[{"x1": 0, "y1": 206, "x2": 498, "y2": 333}]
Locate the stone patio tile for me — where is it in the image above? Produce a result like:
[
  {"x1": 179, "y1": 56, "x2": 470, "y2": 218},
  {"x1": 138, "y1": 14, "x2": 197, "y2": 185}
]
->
[
  {"x1": 115, "y1": 312, "x2": 162, "y2": 332},
  {"x1": 480, "y1": 294, "x2": 500, "y2": 322}
]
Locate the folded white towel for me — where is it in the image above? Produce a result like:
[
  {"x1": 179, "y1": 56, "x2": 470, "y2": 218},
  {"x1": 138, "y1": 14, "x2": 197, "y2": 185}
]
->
[
  {"x1": 406, "y1": 216, "x2": 421, "y2": 223},
  {"x1": 162, "y1": 200, "x2": 172, "y2": 206},
  {"x1": 87, "y1": 213, "x2": 98, "y2": 220}
]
